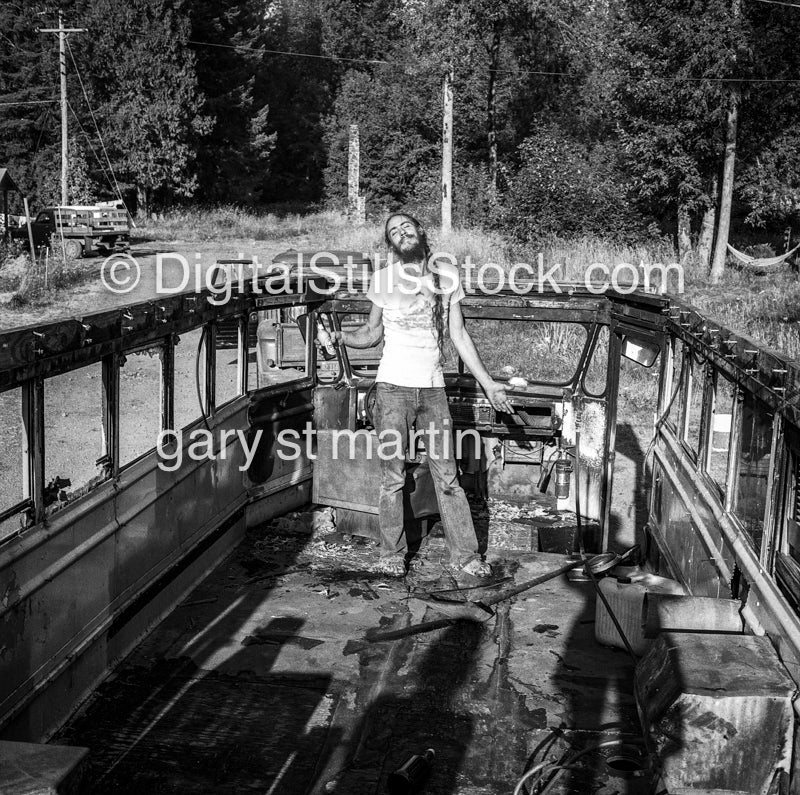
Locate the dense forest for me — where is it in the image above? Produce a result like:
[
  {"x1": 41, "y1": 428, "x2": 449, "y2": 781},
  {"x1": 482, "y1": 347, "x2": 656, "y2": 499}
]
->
[{"x1": 3, "y1": 0, "x2": 800, "y2": 273}]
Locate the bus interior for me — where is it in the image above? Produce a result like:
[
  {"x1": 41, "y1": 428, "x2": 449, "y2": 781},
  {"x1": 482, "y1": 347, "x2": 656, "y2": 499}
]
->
[{"x1": 1, "y1": 254, "x2": 799, "y2": 794}]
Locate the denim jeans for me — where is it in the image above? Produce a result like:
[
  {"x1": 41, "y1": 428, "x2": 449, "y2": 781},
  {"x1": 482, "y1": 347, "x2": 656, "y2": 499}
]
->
[{"x1": 374, "y1": 383, "x2": 479, "y2": 566}]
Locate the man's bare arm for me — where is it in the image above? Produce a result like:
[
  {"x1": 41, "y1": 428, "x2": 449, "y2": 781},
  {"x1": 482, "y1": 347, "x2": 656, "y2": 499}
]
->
[
  {"x1": 337, "y1": 303, "x2": 384, "y2": 349},
  {"x1": 448, "y1": 301, "x2": 514, "y2": 413}
]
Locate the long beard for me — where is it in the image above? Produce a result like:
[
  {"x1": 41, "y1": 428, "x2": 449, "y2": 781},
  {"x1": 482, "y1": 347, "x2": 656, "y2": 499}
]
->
[{"x1": 395, "y1": 239, "x2": 425, "y2": 263}]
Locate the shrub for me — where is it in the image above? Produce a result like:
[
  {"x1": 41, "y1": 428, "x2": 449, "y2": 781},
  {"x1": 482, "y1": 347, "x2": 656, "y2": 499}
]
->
[{"x1": 500, "y1": 124, "x2": 647, "y2": 244}]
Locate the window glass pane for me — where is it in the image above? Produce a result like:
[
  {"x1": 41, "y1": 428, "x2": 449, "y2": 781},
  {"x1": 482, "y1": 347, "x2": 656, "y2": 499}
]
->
[
  {"x1": 119, "y1": 346, "x2": 163, "y2": 466},
  {"x1": 684, "y1": 359, "x2": 704, "y2": 454},
  {"x1": 45, "y1": 364, "x2": 105, "y2": 507},
  {"x1": 215, "y1": 318, "x2": 240, "y2": 407},
  {"x1": 174, "y1": 327, "x2": 205, "y2": 430},
  {"x1": 707, "y1": 375, "x2": 735, "y2": 495},
  {"x1": 465, "y1": 320, "x2": 587, "y2": 384},
  {"x1": 0, "y1": 388, "x2": 25, "y2": 541},
  {"x1": 583, "y1": 326, "x2": 609, "y2": 396},
  {"x1": 0, "y1": 513, "x2": 23, "y2": 543},
  {"x1": 733, "y1": 394, "x2": 772, "y2": 553}
]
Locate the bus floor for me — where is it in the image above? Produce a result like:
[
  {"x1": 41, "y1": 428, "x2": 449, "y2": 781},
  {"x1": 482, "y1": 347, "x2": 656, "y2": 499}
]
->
[{"x1": 54, "y1": 503, "x2": 650, "y2": 794}]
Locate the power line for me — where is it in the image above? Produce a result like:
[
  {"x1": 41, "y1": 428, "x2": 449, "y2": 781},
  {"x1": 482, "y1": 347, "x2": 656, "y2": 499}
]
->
[
  {"x1": 65, "y1": 36, "x2": 126, "y2": 207},
  {"x1": 0, "y1": 98, "x2": 59, "y2": 106},
  {"x1": 183, "y1": 35, "x2": 800, "y2": 84},
  {"x1": 187, "y1": 38, "x2": 389, "y2": 66},
  {"x1": 753, "y1": 0, "x2": 800, "y2": 8},
  {"x1": 33, "y1": 93, "x2": 58, "y2": 159},
  {"x1": 10, "y1": 23, "x2": 800, "y2": 85},
  {"x1": 7, "y1": 23, "x2": 800, "y2": 107},
  {"x1": 193, "y1": 37, "x2": 571, "y2": 76},
  {"x1": 66, "y1": 100, "x2": 115, "y2": 194}
]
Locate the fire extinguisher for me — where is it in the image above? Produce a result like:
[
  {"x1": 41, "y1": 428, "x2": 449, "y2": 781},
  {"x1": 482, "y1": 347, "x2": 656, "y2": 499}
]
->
[{"x1": 554, "y1": 454, "x2": 573, "y2": 499}]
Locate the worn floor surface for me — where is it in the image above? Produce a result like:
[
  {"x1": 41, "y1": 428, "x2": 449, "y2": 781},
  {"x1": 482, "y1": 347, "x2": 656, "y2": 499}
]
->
[{"x1": 55, "y1": 502, "x2": 651, "y2": 794}]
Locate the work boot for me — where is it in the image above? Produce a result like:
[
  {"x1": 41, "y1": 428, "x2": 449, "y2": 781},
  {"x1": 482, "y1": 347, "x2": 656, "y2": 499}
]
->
[
  {"x1": 405, "y1": 554, "x2": 442, "y2": 584},
  {"x1": 444, "y1": 557, "x2": 493, "y2": 588},
  {"x1": 374, "y1": 557, "x2": 406, "y2": 578}
]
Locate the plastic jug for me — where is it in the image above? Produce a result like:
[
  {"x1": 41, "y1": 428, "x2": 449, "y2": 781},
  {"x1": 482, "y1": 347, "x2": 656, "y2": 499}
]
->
[
  {"x1": 595, "y1": 576, "x2": 650, "y2": 655},
  {"x1": 595, "y1": 573, "x2": 685, "y2": 654}
]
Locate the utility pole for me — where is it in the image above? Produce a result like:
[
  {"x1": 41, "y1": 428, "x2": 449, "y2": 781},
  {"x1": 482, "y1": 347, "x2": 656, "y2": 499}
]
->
[
  {"x1": 441, "y1": 66, "x2": 454, "y2": 234},
  {"x1": 709, "y1": 0, "x2": 741, "y2": 283},
  {"x1": 39, "y1": 12, "x2": 86, "y2": 206},
  {"x1": 347, "y1": 124, "x2": 365, "y2": 224}
]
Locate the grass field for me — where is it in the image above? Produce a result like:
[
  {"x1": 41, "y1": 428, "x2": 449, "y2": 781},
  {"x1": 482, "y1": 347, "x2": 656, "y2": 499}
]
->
[
  {"x1": 2, "y1": 207, "x2": 798, "y2": 369},
  {"x1": 3, "y1": 206, "x2": 792, "y2": 544}
]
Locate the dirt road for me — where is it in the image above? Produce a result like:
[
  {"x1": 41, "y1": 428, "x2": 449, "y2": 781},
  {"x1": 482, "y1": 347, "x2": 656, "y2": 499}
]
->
[{"x1": 0, "y1": 232, "x2": 317, "y2": 330}]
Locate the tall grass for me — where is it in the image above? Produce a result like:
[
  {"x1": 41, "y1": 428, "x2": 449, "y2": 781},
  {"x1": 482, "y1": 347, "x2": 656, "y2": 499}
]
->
[
  {"x1": 143, "y1": 206, "x2": 800, "y2": 365},
  {"x1": 0, "y1": 242, "x2": 94, "y2": 310},
  {"x1": 142, "y1": 206, "x2": 387, "y2": 248},
  {"x1": 681, "y1": 269, "x2": 800, "y2": 360},
  {"x1": 531, "y1": 234, "x2": 680, "y2": 282}
]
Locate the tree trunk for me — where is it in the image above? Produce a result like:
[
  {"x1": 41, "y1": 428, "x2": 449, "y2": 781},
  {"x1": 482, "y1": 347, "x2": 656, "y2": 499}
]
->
[
  {"x1": 709, "y1": 0, "x2": 741, "y2": 283},
  {"x1": 487, "y1": 23, "x2": 501, "y2": 195},
  {"x1": 697, "y1": 177, "x2": 717, "y2": 271},
  {"x1": 677, "y1": 204, "x2": 693, "y2": 263},
  {"x1": 137, "y1": 184, "x2": 149, "y2": 219},
  {"x1": 441, "y1": 67, "x2": 454, "y2": 233},
  {"x1": 709, "y1": 89, "x2": 739, "y2": 283}
]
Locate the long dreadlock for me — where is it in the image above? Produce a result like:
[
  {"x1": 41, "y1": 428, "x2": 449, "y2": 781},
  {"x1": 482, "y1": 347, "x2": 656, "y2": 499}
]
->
[{"x1": 384, "y1": 213, "x2": 447, "y2": 365}]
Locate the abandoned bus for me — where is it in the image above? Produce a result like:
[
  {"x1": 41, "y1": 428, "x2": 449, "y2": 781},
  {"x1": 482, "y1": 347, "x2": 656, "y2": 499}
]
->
[{"x1": 1, "y1": 253, "x2": 798, "y2": 794}]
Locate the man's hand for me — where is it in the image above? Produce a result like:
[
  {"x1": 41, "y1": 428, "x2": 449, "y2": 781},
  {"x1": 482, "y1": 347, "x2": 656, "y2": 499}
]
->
[
  {"x1": 314, "y1": 326, "x2": 341, "y2": 353},
  {"x1": 484, "y1": 380, "x2": 514, "y2": 414}
]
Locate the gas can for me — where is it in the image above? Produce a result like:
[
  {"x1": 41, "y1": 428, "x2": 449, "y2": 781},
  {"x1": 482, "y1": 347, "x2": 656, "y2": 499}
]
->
[
  {"x1": 595, "y1": 574, "x2": 685, "y2": 655},
  {"x1": 595, "y1": 577, "x2": 649, "y2": 655}
]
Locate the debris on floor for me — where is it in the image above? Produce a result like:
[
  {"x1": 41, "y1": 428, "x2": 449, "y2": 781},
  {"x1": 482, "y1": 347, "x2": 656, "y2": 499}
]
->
[{"x1": 53, "y1": 498, "x2": 647, "y2": 794}]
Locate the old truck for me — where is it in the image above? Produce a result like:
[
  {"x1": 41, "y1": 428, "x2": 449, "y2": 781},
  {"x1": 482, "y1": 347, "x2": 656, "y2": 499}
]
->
[{"x1": 12, "y1": 203, "x2": 130, "y2": 258}]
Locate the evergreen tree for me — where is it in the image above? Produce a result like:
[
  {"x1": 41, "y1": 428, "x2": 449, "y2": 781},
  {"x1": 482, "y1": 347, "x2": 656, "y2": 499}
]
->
[
  {"x1": 256, "y1": 0, "x2": 336, "y2": 204},
  {"x1": 0, "y1": 2, "x2": 63, "y2": 205},
  {"x1": 76, "y1": 0, "x2": 211, "y2": 214},
  {"x1": 735, "y1": 0, "x2": 800, "y2": 229},
  {"x1": 189, "y1": 0, "x2": 276, "y2": 204},
  {"x1": 588, "y1": 0, "x2": 756, "y2": 264}
]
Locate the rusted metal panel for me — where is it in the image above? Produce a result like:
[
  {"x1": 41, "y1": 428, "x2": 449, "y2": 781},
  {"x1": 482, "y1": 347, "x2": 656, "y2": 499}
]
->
[
  {"x1": 0, "y1": 398, "x2": 253, "y2": 736},
  {"x1": 312, "y1": 429, "x2": 438, "y2": 519},
  {"x1": 0, "y1": 740, "x2": 88, "y2": 793},
  {"x1": 324, "y1": 294, "x2": 613, "y2": 324},
  {"x1": 0, "y1": 316, "x2": 319, "y2": 742},
  {"x1": 637, "y1": 633, "x2": 795, "y2": 794},
  {"x1": 313, "y1": 384, "x2": 353, "y2": 432},
  {"x1": 0, "y1": 280, "x2": 325, "y2": 389}
]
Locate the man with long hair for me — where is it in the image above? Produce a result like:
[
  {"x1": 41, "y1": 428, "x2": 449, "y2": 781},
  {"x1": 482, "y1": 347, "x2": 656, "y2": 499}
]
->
[{"x1": 337, "y1": 212, "x2": 512, "y2": 579}]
